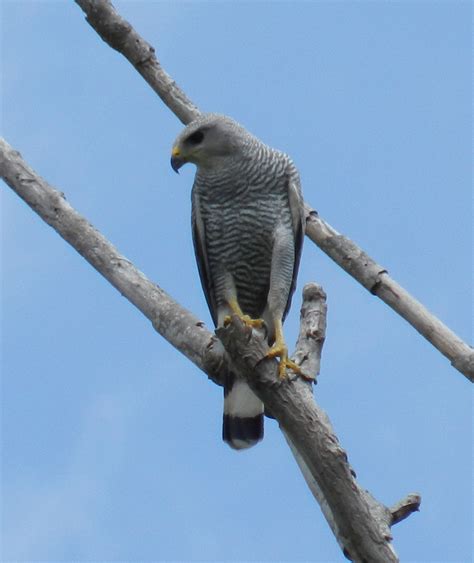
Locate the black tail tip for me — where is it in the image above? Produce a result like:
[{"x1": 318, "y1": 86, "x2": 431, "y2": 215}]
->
[{"x1": 222, "y1": 414, "x2": 264, "y2": 450}]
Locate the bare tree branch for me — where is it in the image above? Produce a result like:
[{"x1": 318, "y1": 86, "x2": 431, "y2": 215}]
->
[
  {"x1": 217, "y1": 316, "x2": 414, "y2": 563},
  {"x1": 0, "y1": 138, "x2": 220, "y2": 385},
  {"x1": 1, "y1": 137, "x2": 419, "y2": 562},
  {"x1": 390, "y1": 494, "x2": 422, "y2": 526},
  {"x1": 305, "y1": 207, "x2": 474, "y2": 382},
  {"x1": 73, "y1": 0, "x2": 473, "y2": 382},
  {"x1": 75, "y1": 0, "x2": 200, "y2": 125},
  {"x1": 292, "y1": 283, "x2": 327, "y2": 381}
]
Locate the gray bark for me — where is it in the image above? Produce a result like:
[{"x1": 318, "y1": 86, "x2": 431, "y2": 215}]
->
[
  {"x1": 291, "y1": 283, "x2": 327, "y2": 381},
  {"x1": 75, "y1": 0, "x2": 200, "y2": 125},
  {"x1": 0, "y1": 139, "x2": 219, "y2": 385},
  {"x1": 1, "y1": 138, "x2": 421, "y2": 561},
  {"x1": 217, "y1": 319, "x2": 398, "y2": 563},
  {"x1": 74, "y1": 0, "x2": 473, "y2": 382},
  {"x1": 304, "y1": 207, "x2": 474, "y2": 382}
]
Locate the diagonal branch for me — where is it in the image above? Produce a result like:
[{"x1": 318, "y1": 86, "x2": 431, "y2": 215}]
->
[
  {"x1": 217, "y1": 317, "x2": 408, "y2": 563},
  {"x1": 74, "y1": 0, "x2": 473, "y2": 382},
  {"x1": 1, "y1": 137, "x2": 420, "y2": 562},
  {"x1": 75, "y1": 0, "x2": 200, "y2": 125},
  {"x1": 304, "y1": 208, "x2": 474, "y2": 382},
  {"x1": 0, "y1": 140, "x2": 221, "y2": 385}
]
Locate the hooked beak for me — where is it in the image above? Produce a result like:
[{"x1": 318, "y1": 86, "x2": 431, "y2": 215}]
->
[{"x1": 170, "y1": 146, "x2": 186, "y2": 173}]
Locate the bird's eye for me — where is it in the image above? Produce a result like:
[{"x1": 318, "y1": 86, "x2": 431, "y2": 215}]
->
[{"x1": 187, "y1": 130, "x2": 204, "y2": 145}]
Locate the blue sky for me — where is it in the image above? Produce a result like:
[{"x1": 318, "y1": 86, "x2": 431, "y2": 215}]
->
[{"x1": 1, "y1": 1, "x2": 472, "y2": 561}]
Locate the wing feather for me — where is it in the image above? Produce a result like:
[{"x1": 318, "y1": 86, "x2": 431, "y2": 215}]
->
[
  {"x1": 283, "y1": 162, "x2": 305, "y2": 321},
  {"x1": 191, "y1": 187, "x2": 218, "y2": 326}
]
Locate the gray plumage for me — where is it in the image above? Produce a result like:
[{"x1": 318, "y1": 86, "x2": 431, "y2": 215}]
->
[{"x1": 171, "y1": 113, "x2": 304, "y2": 450}]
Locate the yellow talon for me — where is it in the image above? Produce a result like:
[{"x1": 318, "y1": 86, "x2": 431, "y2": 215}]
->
[
  {"x1": 224, "y1": 313, "x2": 264, "y2": 329},
  {"x1": 241, "y1": 315, "x2": 264, "y2": 329},
  {"x1": 225, "y1": 301, "x2": 303, "y2": 380},
  {"x1": 225, "y1": 299, "x2": 264, "y2": 329},
  {"x1": 266, "y1": 343, "x2": 301, "y2": 379},
  {"x1": 266, "y1": 317, "x2": 301, "y2": 379}
]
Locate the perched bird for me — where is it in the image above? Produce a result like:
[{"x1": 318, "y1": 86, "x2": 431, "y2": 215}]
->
[{"x1": 171, "y1": 113, "x2": 304, "y2": 450}]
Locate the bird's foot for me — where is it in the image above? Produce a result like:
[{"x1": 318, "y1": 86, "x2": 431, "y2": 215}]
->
[
  {"x1": 224, "y1": 314, "x2": 264, "y2": 329},
  {"x1": 266, "y1": 343, "x2": 301, "y2": 379}
]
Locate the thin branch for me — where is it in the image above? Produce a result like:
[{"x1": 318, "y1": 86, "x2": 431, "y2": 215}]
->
[
  {"x1": 74, "y1": 0, "x2": 473, "y2": 382},
  {"x1": 305, "y1": 207, "x2": 474, "y2": 382},
  {"x1": 217, "y1": 317, "x2": 412, "y2": 563},
  {"x1": 0, "y1": 138, "x2": 222, "y2": 386},
  {"x1": 75, "y1": 0, "x2": 200, "y2": 125},
  {"x1": 1, "y1": 137, "x2": 419, "y2": 562},
  {"x1": 292, "y1": 282, "x2": 327, "y2": 382},
  {"x1": 390, "y1": 494, "x2": 422, "y2": 526},
  {"x1": 276, "y1": 284, "x2": 402, "y2": 560}
]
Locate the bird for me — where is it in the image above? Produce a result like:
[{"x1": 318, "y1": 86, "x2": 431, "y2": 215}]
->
[{"x1": 170, "y1": 113, "x2": 305, "y2": 450}]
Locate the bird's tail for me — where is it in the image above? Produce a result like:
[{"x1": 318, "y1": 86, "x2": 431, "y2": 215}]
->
[{"x1": 222, "y1": 374, "x2": 264, "y2": 450}]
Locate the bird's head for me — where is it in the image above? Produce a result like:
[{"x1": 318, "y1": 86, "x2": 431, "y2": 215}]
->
[{"x1": 170, "y1": 113, "x2": 250, "y2": 173}]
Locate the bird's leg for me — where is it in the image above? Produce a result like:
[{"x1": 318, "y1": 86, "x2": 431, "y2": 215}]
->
[
  {"x1": 223, "y1": 298, "x2": 265, "y2": 329},
  {"x1": 266, "y1": 317, "x2": 301, "y2": 379}
]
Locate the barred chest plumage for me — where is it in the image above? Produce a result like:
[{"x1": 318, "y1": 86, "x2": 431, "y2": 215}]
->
[{"x1": 192, "y1": 149, "x2": 293, "y2": 319}]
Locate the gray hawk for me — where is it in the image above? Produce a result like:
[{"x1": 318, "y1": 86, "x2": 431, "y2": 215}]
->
[{"x1": 171, "y1": 113, "x2": 304, "y2": 450}]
